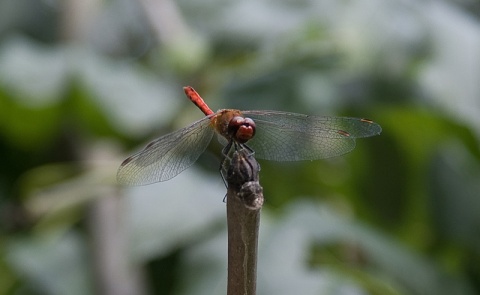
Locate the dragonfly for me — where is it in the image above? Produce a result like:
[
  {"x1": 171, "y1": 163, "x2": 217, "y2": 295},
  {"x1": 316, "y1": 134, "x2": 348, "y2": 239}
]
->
[{"x1": 117, "y1": 86, "x2": 382, "y2": 186}]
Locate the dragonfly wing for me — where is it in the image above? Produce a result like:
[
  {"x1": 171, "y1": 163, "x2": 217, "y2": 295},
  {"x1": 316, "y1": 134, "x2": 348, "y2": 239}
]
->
[
  {"x1": 216, "y1": 133, "x2": 228, "y2": 146},
  {"x1": 117, "y1": 117, "x2": 214, "y2": 185},
  {"x1": 242, "y1": 111, "x2": 381, "y2": 161}
]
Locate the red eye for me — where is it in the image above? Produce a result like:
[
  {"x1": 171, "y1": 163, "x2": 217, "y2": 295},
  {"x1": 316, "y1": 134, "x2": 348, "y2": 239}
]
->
[{"x1": 228, "y1": 116, "x2": 256, "y2": 143}]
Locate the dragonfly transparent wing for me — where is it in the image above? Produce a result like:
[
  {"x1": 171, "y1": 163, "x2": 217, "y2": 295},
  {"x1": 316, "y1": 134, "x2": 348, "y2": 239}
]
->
[
  {"x1": 242, "y1": 110, "x2": 382, "y2": 161},
  {"x1": 117, "y1": 117, "x2": 214, "y2": 185}
]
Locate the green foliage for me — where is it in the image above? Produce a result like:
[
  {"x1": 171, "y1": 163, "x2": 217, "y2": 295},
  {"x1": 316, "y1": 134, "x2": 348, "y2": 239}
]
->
[{"x1": 0, "y1": 0, "x2": 479, "y2": 294}]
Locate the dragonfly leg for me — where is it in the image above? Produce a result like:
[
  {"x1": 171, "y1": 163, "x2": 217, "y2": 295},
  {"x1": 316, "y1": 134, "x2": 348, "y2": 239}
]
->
[{"x1": 220, "y1": 140, "x2": 235, "y2": 188}]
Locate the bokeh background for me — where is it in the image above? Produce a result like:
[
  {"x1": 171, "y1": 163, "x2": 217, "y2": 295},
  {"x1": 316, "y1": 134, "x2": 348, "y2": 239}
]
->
[{"x1": 1, "y1": 0, "x2": 480, "y2": 294}]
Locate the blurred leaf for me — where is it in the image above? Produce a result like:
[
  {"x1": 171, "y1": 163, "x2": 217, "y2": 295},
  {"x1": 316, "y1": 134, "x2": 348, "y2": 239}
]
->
[
  {"x1": 6, "y1": 231, "x2": 94, "y2": 295},
  {"x1": 0, "y1": 247, "x2": 17, "y2": 295},
  {"x1": 279, "y1": 201, "x2": 475, "y2": 295},
  {"x1": 126, "y1": 168, "x2": 226, "y2": 263},
  {"x1": 73, "y1": 49, "x2": 182, "y2": 137},
  {"x1": 418, "y1": 1, "x2": 480, "y2": 135},
  {"x1": 0, "y1": 38, "x2": 66, "y2": 150},
  {"x1": 359, "y1": 107, "x2": 480, "y2": 241},
  {"x1": 0, "y1": 37, "x2": 68, "y2": 105},
  {"x1": 0, "y1": 37, "x2": 183, "y2": 140},
  {"x1": 0, "y1": 94, "x2": 61, "y2": 151},
  {"x1": 428, "y1": 142, "x2": 480, "y2": 249},
  {"x1": 20, "y1": 160, "x2": 116, "y2": 233}
]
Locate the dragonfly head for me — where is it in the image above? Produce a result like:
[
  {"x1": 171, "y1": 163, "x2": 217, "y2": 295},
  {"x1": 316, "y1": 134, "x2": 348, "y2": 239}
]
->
[{"x1": 228, "y1": 116, "x2": 256, "y2": 144}]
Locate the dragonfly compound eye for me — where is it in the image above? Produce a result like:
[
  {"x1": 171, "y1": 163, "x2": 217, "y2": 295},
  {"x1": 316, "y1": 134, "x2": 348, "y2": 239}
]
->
[{"x1": 228, "y1": 116, "x2": 256, "y2": 143}]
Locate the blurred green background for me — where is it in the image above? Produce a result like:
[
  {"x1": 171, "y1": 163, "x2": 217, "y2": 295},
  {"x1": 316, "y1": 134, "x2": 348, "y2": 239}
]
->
[{"x1": 1, "y1": 0, "x2": 479, "y2": 294}]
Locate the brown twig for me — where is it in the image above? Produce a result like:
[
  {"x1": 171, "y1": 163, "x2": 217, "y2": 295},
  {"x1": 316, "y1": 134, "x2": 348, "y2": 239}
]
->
[{"x1": 224, "y1": 148, "x2": 263, "y2": 295}]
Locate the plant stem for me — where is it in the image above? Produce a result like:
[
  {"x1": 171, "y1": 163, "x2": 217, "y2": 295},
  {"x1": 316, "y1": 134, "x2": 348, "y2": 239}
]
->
[
  {"x1": 227, "y1": 191, "x2": 261, "y2": 295},
  {"x1": 225, "y1": 148, "x2": 263, "y2": 295}
]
